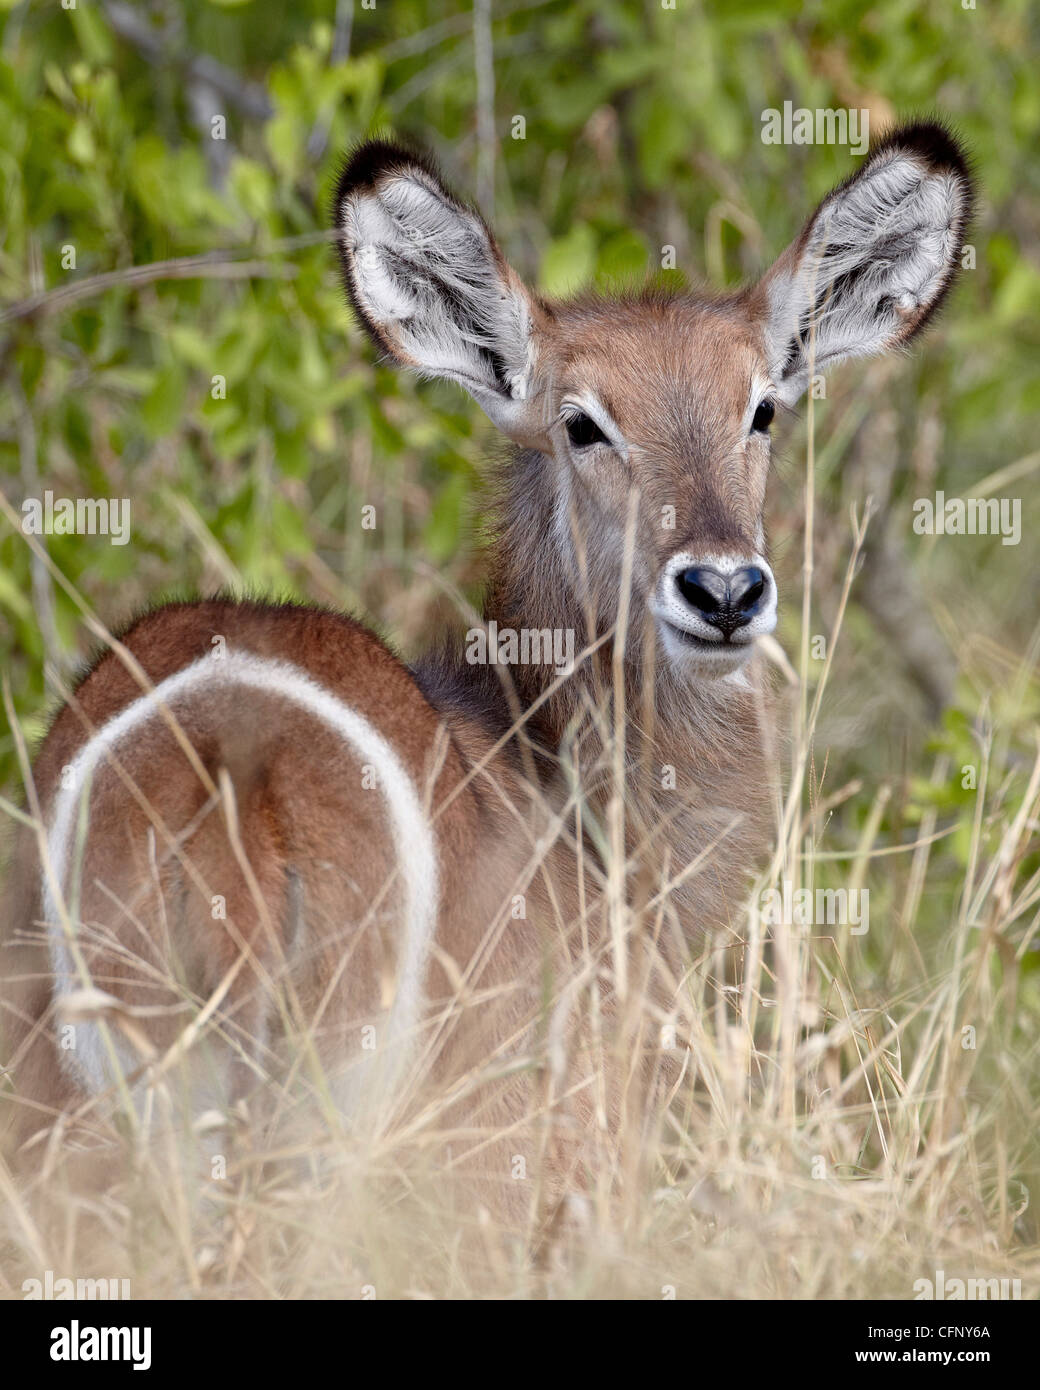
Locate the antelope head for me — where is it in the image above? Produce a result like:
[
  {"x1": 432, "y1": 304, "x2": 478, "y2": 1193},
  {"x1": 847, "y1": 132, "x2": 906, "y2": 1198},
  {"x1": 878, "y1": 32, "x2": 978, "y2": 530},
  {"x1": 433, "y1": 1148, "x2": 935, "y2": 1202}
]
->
[{"x1": 334, "y1": 125, "x2": 972, "y2": 682}]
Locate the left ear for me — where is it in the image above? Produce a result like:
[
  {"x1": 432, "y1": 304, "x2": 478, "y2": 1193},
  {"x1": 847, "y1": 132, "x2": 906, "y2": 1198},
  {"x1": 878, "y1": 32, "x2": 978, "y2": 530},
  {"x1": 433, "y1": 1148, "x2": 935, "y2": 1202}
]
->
[
  {"x1": 753, "y1": 122, "x2": 975, "y2": 404},
  {"x1": 333, "y1": 140, "x2": 551, "y2": 445}
]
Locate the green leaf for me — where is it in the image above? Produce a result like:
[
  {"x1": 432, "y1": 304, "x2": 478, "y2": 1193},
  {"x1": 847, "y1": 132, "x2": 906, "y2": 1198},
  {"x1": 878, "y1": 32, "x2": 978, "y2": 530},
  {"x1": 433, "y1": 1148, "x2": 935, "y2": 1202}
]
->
[
  {"x1": 538, "y1": 223, "x2": 597, "y2": 296},
  {"x1": 596, "y1": 229, "x2": 649, "y2": 285},
  {"x1": 141, "y1": 364, "x2": 187, "y2": 439},
  {"x1": 67, "y1": 118, "x2": 95, "y2": 165},
  {"x1": 424, "y1": 473, "x2": 468, "y2": 565}
]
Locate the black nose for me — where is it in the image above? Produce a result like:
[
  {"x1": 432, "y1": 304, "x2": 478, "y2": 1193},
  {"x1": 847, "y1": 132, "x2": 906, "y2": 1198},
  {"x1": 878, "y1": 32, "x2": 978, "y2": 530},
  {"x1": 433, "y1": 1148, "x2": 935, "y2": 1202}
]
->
[{"x1": 675, "y1": 565, "x2": 768, "y2": 638}]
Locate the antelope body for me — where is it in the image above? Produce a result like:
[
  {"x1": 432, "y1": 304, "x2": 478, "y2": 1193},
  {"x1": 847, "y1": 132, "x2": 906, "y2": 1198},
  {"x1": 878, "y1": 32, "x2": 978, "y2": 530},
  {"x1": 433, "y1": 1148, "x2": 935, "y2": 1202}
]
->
[{"x1": 1, "y1": 125, "x2": 971, "y2": 1223}]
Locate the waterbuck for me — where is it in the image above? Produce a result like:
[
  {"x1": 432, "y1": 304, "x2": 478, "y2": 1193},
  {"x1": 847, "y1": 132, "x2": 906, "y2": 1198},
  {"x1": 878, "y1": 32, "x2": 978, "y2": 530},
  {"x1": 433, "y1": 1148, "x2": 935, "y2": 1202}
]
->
[{"x1": 1, "y1": 123, "x2": 971, "y2": 1228}]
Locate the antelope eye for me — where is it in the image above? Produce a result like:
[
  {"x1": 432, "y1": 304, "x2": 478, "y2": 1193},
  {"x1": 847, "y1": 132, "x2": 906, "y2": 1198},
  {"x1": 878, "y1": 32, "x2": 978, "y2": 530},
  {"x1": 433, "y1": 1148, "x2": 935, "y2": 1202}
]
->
[
  {"x1": 751, "y1": 399, "x2": 775, "y2": 433},
  {"x1": 565, "y1": 411, "x2": 608, "y2": 448}
]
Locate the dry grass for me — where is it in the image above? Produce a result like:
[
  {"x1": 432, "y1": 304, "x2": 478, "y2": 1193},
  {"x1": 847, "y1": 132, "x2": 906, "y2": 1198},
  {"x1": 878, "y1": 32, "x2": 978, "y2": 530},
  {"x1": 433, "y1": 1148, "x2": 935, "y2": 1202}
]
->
[{"x1": 2, "y1": 423, "x2": 1039, "y2": 1305}]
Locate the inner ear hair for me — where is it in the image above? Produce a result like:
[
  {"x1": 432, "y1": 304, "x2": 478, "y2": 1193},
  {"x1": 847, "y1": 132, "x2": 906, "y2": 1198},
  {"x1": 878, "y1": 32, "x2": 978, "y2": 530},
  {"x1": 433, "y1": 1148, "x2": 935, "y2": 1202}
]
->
[
  {"x1": 332, "y1": 138, "x2": 532, "y2": 397},
  {"x1": 332, "y1": 139, "x2": 464, "y2": 348},
  {"x1": 760, "y1": 119, "x2": 975, "y2": 395},
  {"x1": 804, "y1": 121, "x2": 974, "y2": 335}
]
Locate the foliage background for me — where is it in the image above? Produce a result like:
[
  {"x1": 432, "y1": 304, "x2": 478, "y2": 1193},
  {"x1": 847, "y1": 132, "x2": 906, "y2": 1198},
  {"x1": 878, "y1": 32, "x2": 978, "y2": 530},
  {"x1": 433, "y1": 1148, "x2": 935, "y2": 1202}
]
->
[{"x1": 1, "y1": 0, "x2": 1039, "y2": 1280}]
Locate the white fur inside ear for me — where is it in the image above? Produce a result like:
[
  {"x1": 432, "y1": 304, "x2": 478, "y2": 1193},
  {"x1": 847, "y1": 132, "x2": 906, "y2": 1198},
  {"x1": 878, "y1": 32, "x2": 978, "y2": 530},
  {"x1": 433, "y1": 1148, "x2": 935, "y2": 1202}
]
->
[
  {"x1": 765, "y1": 149, "x2": 967, "y2": 399},
  {"x1": 341, "y1": 167, "x2": 532, "y2": 401}
]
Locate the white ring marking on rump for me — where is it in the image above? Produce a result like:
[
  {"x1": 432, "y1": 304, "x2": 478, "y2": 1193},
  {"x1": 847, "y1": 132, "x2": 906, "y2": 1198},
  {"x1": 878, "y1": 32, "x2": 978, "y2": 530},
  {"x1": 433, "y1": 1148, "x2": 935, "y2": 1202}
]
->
[{"x1": 43, "y1": 650, "x2": 439, "y2": 1098}]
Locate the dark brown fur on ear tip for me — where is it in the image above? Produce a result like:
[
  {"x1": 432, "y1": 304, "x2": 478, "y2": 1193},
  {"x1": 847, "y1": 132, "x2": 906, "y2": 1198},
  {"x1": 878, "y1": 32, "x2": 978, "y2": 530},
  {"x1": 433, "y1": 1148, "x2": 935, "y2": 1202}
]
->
[
  {"x1": 870, "y1": 119, "x2": 971, "y2": 174},
  {"x1": 867, "y1": 118, "x2": 977, "y2": 220},
  {"x1": 330, "y1": 137, "x2": 450, "y2": 231}
]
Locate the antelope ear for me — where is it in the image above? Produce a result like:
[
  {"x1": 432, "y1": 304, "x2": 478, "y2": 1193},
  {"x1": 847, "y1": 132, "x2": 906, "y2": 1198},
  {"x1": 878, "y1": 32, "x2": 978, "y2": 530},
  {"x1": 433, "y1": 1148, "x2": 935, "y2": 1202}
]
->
[
  {"x1": 333, "y1": 140, "x2": 549, "y2": 444},
  {"x1": 755, "y1": 122, "x2": 974, "y2": 404}
]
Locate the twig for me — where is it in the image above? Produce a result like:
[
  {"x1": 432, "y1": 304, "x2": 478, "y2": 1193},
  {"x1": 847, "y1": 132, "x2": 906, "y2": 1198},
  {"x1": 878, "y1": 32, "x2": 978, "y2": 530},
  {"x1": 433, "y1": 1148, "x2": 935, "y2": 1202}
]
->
[
  {"x1": 378, "y1": 0, "x2": 557, "y2": 64},
  {"x1": 473, "y1": 0, "x2": 496, "y2": 219},
  {"x1": 306, "y1": 0, "x2": 355, "y2": 162},
  {"x1": 390, "y1": 35, "x2": 535, "y2": 116},
  {"x1": 10, "y1": 375, "x2": 68, "y2": 679},
  {"x1": 1, "y1": 252, "x2": 299, "y2": 326},
  {"x1": 858, "y1": 522, "x2": 956, "y2": 717},
  {"x1": 102, "y1": 1, "x2": 273, "y2": 123}
]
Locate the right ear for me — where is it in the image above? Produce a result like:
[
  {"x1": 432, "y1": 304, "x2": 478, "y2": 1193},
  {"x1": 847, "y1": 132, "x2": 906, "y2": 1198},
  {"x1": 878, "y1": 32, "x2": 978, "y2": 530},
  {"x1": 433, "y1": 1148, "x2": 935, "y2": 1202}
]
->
[
  {"x1": 333, "y1": 140, "x2": 550, "y2": 445},
  {"x1": 752, "y1": 121, "x2": 974, "y2": 404}
]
